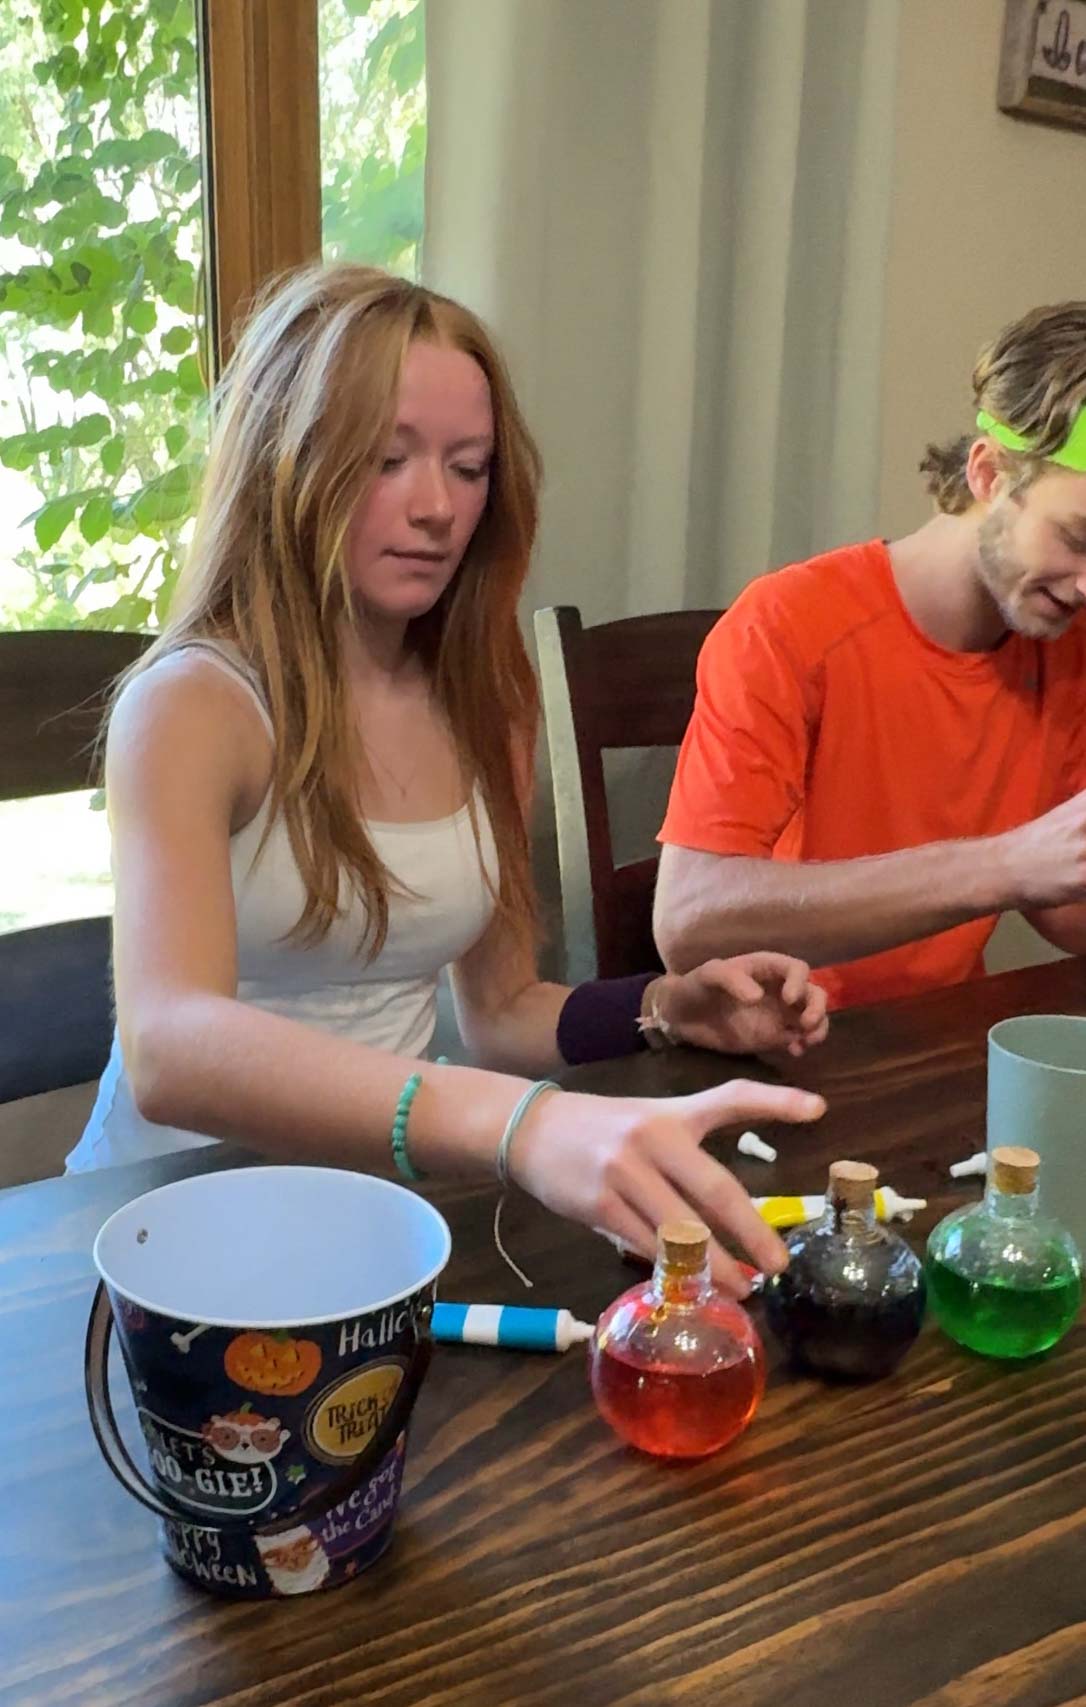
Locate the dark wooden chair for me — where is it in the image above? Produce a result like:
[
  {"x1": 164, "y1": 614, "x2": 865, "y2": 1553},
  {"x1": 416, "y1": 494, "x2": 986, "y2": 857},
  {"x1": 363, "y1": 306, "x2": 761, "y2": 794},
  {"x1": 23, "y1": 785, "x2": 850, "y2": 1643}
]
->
[
  {"x1": 0, "y1": 630, "x2": 149, "y2": 1109},
  {"x1": 534, "y1": 605, "x2": 721, "y2": 983}
]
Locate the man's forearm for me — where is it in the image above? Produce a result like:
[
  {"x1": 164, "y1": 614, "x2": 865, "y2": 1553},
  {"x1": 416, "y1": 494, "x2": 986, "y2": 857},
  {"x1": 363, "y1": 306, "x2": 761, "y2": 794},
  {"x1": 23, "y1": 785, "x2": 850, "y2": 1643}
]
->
[
  {"x1": 655, "y1": 839, "x2": 1018, "y2": 973},
  {"x1": 1022, "y1": 902, "x2": 1086, "y2": 956}
]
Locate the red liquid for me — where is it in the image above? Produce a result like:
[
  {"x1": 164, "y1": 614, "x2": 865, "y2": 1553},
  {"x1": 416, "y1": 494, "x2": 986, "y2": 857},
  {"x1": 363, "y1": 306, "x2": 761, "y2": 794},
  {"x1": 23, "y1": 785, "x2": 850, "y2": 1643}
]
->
[{"x1": 589, "y1": 1299, "x2": 766, "y2": 1459}]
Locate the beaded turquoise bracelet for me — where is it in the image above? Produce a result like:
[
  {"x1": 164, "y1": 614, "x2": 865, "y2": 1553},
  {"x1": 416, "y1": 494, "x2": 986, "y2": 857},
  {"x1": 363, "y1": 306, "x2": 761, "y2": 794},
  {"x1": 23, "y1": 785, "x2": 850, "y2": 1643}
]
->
[
  {"x1": 390, "y1": 1073, "x2": 424, "y2": 1182},
  {"x1": 390, "y1": 1056, "x2": 448, "y2": 1184}
]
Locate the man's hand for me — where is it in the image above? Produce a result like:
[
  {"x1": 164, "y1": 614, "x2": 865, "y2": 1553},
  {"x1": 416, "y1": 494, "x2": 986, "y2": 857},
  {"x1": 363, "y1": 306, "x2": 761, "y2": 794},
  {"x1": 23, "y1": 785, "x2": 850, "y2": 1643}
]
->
[
  {"x1": 999, "y1": 788, "x2": 1086, "y2": 910},
  {"x1": 650, "y1": 953, "x2": 829, "y2": 1058}
]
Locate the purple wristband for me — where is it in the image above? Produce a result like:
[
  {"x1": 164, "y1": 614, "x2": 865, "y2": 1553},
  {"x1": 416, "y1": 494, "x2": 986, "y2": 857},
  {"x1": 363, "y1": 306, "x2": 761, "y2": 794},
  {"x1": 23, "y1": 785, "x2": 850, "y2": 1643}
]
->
[{"x1": 556, "y1": 973, "x2": 656, "y2": 1066}]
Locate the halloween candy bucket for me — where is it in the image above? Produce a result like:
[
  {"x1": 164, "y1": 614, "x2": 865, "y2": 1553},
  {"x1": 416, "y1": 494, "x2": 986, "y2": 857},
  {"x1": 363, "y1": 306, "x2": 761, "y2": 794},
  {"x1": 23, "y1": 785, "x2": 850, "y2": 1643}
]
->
[{"x1": 84, "y1": 1166, "x2": 450, "y2": 1597}]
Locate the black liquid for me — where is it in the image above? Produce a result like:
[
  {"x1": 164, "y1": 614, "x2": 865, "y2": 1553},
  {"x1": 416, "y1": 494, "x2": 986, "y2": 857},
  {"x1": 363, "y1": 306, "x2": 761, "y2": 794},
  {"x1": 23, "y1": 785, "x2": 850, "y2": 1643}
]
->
[{"x1": 765, "y1": 1272, "x2": 926, "y2": 1380}]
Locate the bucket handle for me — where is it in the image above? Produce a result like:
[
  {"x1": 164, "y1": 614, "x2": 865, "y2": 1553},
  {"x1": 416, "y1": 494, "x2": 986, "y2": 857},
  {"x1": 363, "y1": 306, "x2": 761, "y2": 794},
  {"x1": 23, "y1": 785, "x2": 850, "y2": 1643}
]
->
[{"x1": 84, "y1": 1282, "x2": 432, "y2": 1537}]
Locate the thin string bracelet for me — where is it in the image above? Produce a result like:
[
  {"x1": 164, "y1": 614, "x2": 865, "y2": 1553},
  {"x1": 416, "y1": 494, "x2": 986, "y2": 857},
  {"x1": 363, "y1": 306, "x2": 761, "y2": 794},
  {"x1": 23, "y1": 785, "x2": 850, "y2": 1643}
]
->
[{"x1": 492, "y1": 1080, "x2": 560, "y2": 1289}]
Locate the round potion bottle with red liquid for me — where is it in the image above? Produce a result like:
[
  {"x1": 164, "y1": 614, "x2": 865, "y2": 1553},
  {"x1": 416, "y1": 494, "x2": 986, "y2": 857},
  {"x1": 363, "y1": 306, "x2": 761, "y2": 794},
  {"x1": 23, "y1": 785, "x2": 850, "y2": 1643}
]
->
[{"x1": 588, "y1": 1220, "x2": 766, "y2": 1458}]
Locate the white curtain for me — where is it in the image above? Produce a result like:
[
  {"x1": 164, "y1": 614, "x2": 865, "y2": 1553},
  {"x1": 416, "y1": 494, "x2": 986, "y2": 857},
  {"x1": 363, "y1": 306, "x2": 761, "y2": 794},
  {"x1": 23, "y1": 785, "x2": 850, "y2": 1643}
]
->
[
  {"x1": 424, "y1": 0, "x2": 902, "y2": 620},
  {"x1": 424, "y1": 0, "x2": 902, "y2": 964}
]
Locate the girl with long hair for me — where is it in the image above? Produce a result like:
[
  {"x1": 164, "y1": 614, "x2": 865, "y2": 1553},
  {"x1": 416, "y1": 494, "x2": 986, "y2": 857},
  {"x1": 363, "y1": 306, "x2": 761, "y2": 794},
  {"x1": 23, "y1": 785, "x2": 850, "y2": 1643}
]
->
[{"x1": 67, "y1": 264, "x2": 828, "y2": 1293}]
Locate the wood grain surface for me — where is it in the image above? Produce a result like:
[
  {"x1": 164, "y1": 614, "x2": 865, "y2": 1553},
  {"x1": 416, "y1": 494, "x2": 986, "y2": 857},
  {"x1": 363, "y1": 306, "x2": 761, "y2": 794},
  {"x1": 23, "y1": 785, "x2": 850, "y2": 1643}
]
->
[{"x1": 2, "y1": 960, "x2": 1086, "y2": 1707}]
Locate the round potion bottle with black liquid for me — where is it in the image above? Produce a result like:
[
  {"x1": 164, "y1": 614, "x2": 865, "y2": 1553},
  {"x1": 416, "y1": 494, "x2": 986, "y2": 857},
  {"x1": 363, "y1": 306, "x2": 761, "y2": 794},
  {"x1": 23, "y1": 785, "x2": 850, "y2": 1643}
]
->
[{"x1": 764, "y1": 1160, "x2": 926, "y2": 1379}]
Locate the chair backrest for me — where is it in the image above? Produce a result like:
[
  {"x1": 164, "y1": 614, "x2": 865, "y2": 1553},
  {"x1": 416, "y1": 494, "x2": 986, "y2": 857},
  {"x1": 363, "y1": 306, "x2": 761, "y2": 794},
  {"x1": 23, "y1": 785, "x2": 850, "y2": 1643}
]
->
[
  {"x1": 0, "y1": 629, "x2": 149, "y2": 800},
  {"x1": 0, "y1": 630, "x2": 150, "y2": 1144},
  {"x1": 534, "y1": 605, "x2": 722, "y2": 983}
]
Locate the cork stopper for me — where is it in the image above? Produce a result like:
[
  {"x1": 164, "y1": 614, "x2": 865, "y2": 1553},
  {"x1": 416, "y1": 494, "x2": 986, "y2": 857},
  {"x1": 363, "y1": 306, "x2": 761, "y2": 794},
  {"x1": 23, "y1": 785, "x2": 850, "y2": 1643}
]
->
[
  {"x1": 658, "y1": 1219, "x2": 710, "y2": 1270},
  {"x1": 990, "y1": 1145, "x2": 1039, "y2": 1195},
  {"x1": 828, "y1": 1159, "x2": 879, "y2": 1208}
]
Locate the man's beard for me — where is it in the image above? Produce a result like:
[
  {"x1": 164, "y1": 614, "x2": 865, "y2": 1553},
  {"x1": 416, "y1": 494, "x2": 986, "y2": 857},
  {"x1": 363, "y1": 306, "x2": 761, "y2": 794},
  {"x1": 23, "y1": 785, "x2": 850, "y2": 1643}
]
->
[{"x1": 976, "y1": 503, "x2": 1053, "y2": 639}]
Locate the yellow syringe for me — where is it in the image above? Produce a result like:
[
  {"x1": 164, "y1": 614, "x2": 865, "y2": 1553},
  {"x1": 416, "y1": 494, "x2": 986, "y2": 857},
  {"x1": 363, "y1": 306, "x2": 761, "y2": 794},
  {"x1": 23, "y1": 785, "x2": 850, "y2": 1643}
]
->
[{"x1": 754, "y1": 1187, "x2": 925, "y2": 1230}]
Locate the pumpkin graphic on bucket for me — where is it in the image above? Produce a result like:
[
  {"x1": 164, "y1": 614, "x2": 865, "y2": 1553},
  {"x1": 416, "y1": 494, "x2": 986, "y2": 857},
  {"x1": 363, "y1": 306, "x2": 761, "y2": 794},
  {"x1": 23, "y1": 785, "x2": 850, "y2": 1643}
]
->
[{"x1": 224, "y1": 1330, "x2": 322, "y2": 1396}]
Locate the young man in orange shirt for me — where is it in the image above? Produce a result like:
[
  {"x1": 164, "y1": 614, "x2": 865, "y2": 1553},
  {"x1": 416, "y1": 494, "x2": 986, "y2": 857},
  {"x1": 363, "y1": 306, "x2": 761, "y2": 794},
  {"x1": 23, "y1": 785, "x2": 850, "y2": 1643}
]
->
[{"x1": 655, "y1": 302, "x2": 1086, "y2": 1009}]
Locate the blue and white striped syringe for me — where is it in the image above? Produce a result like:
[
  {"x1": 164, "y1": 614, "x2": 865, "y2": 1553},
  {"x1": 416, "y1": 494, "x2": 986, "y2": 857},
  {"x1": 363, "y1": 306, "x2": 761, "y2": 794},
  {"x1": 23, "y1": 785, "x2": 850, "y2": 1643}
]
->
[{"x1": 432, "y1": 1302, "x2": 595, "y2": 1353}]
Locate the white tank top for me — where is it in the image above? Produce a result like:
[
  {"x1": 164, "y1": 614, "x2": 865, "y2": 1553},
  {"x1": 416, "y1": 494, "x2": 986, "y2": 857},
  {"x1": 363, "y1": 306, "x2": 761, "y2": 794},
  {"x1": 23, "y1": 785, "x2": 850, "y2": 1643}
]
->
[{"x1": 67, "y1": 640, "x2": 498, "y2": 1172}]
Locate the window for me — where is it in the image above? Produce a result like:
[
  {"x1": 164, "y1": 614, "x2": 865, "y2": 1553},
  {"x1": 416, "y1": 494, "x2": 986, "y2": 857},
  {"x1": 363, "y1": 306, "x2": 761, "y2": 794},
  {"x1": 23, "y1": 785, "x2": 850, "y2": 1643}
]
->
[
  {"x1": 320, "y1": 0, "x2": 426, "y2": 276},
  {"x1": 0, "y1": 0, "x2": 207, "y2": 929},
  {"x1": 0, "y1": 0, "x2": 207, "y2": 634},
  {"x1": 1, "y1": 0, "x2": 428, "y2": 933}
]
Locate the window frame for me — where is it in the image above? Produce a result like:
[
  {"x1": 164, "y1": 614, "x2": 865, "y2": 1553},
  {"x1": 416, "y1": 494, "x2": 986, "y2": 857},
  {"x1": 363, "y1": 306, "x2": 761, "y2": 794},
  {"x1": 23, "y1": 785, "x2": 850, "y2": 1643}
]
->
[{"x1": 199, "y1": 0, "x2": 322, "y2": 374}]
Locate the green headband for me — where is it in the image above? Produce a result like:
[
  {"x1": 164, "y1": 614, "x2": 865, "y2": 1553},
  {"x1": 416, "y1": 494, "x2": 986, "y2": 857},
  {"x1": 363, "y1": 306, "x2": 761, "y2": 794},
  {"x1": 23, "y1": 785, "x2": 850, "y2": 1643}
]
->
[{"x1": 976, "y1": 406, "x2": 1086, "y2": 474}]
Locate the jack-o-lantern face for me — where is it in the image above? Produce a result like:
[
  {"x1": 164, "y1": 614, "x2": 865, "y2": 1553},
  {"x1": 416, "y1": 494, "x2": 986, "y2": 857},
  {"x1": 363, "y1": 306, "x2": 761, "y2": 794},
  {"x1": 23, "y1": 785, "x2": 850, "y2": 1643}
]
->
[{"x1": 224, "y1": 1331, "x2": 322, "y2": 1396}]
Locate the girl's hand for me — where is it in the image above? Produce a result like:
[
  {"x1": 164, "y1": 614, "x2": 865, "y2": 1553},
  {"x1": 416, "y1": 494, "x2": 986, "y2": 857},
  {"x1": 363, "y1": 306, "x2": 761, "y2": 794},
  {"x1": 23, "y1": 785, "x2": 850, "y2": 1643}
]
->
[
  {"x1": 510, "y1": 1077, "x2": 826, "y2": 1296},
  {"x1": 651, "y1": 953, "x2": 830, "y2": 1058}
]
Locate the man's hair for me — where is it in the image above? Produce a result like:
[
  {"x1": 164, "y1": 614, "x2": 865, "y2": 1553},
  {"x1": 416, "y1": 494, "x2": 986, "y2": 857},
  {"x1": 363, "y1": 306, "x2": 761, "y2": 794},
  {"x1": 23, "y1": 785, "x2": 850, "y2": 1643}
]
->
[{"x1": 920, "y1": 302, "x2": 1086, "y2": 513}]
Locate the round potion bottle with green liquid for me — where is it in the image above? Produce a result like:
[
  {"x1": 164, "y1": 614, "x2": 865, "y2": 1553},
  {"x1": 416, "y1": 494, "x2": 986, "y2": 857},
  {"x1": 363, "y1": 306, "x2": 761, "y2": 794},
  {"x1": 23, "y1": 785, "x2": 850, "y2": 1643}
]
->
[
  {"x1": 926, "y1": 1146, "x2": 1082, "y2": 1359},
  {"x1": 764, "y1": 1160, "x2": 926, "y2": 1379}
]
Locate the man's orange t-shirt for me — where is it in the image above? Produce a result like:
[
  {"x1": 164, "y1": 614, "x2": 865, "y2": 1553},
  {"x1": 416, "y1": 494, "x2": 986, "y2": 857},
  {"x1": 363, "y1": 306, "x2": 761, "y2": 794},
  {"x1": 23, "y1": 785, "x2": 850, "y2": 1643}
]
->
[{"x1": 659, "y1": 540, "x2": 1086, "y2": 1009}]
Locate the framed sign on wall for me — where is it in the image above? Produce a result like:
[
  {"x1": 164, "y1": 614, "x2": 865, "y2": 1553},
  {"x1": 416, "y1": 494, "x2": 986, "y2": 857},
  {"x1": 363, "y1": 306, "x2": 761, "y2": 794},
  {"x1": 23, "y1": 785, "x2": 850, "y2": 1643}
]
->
[{"x1": 998, "y1": 0, "x2": 1086, "y2": 129}]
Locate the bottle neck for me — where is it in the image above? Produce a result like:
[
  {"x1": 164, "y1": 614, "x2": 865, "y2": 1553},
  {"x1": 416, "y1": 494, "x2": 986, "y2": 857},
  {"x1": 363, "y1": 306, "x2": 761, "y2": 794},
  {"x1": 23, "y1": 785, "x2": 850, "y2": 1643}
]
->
[
  {"x1": 822, "y1": 1195, "x2": 878, "y2": 1239},
  {"x1": 983, "y1": 1180, "x2": 1039, "y2": 1220},
  {"x1": 651, "y1": 1255, "x2": 712, "y2": 1307}
]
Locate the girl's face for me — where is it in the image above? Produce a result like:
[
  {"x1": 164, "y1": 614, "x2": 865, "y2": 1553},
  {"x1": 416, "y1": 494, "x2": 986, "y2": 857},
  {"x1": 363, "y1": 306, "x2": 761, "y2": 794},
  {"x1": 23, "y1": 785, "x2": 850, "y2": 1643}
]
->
[{"x1": 343, "y1": 339, "x2": 494, "y2": 624}]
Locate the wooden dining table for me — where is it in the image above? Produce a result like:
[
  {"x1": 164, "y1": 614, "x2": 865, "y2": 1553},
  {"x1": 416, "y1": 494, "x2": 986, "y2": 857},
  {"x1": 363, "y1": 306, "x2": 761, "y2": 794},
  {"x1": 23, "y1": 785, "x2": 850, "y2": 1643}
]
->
[{"x1": 3, "y1": 957, "x2": 1086, "y2": 1707}]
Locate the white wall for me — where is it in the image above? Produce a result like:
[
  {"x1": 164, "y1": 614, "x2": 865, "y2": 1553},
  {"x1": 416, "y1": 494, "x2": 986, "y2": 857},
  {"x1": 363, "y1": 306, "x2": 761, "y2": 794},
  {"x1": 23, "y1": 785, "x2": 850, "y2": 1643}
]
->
[{"x1": 880, "y1": 0, "x2": 1086, "y2": 534}]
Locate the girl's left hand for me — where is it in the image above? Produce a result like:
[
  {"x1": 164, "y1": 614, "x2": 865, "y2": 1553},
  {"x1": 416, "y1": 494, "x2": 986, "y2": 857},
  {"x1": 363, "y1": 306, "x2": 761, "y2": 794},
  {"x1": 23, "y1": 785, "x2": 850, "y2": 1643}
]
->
[{"x1": 650, "y1": 953, "x2": 830, "y2": 1058}]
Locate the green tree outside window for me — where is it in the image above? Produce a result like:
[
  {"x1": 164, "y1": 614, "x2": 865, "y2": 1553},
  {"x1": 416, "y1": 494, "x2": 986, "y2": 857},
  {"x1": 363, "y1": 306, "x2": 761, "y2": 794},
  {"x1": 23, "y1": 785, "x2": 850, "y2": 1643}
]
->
[{"x1": 0, "y1": 0, "x2": 425, "y2": 636}]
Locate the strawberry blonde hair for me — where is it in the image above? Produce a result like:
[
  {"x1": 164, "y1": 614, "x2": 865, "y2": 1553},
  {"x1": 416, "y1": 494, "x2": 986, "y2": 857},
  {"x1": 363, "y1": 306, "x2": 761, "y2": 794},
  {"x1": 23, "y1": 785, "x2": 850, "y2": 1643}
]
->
[{"x1": 121, "y1": 263, "x2": 541, "y2": 954}]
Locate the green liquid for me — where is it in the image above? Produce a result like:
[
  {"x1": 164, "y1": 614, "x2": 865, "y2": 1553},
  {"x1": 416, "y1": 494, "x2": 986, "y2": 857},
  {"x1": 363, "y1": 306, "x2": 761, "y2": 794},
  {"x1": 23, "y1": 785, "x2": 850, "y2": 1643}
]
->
[{"x1": 926, "y1": 1255, "x2": 1082, "y2": 1359}]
